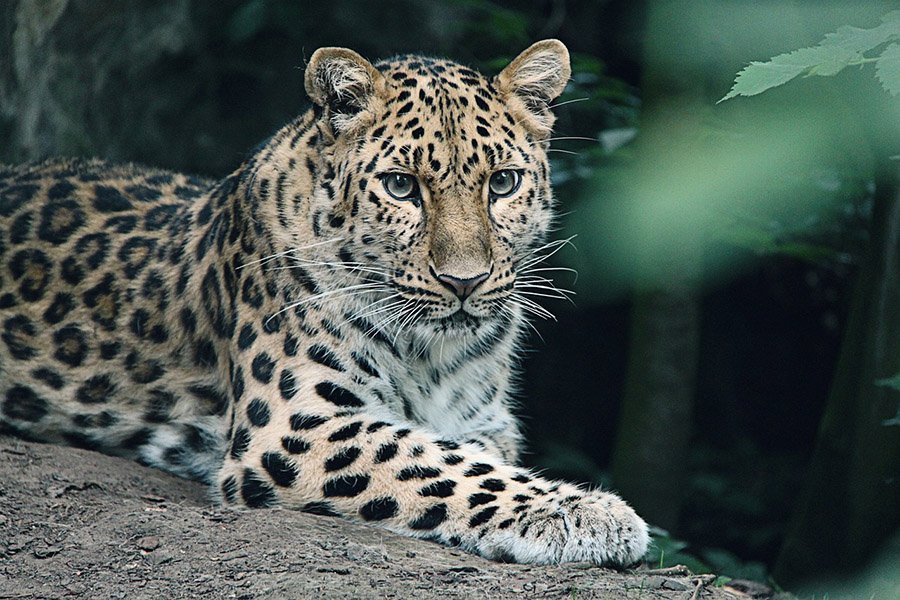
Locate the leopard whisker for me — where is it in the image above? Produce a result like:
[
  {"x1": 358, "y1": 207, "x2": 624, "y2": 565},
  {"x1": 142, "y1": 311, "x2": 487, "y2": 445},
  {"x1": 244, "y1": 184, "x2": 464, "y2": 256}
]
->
[
  {"x1": 547, "y1": 96, "x2": 590, "y2": 109},
  {"x1": 367, "y1": 298, "x2": 415, "y2": 338},
  {"x1": 506, "y1": 298, "x2": 546, "y2": 342},
  {"x1": 515, "y1": 283, "x2": 575, "y2": 297},
  {"x1": 519, "y1": 266, "x2": 579, "y2": 279},
  {"x1": 515, "y1": 289, "x2": 575, "y2": 304},
  {"x1": 517, "y1": 236, "x2": 576, "y2": 272},
  {"x1": 269, "y1": 283, "x2": 387, "y2": 322},
  {"x1": 546, "y1": 148, "x2": 581, "y2": 156},
  {"x1": 414, "y1": 327, "x2": 441, "y2": 361},
  {"x1": 392, "y1": 302, "x2": 429, "y2": 345},
  {"x1": 509, "y1": 293, "x2": 557, "y2": 321},
  {"x1": 520, "y1": 236, "x2": 576, "y2": 261},
  {"x1": 351, "y1": 297, "x2": 406, "y2": 321},
  {"x1": 238, "y1": 238, "x2": 343, "y2": 269},
  {"x1": 285, "y1": 254, "x2": 390, "y2": 273},
  {"x1": 515, "y1": 277, "x2": 575, "y2": 295},
  {"x1": 544, "y1": 136, "x2": 599, "y2": 143},
  {"x1": 281, "y1": 258, "x2": 390, "y2": 279}
]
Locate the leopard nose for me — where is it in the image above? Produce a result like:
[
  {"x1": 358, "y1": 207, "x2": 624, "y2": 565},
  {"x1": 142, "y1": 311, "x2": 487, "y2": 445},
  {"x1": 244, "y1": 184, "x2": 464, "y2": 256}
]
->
[{"x1": 433, "y1": 270, "x2": 490, "y2": 300}]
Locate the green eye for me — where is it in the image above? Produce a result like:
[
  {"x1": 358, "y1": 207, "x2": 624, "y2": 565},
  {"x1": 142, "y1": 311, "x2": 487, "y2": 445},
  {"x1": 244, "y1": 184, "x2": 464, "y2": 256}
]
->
[
  {"x1": 488, "y1": 170, "x2": 521, "y2": 198},
  {"x1": 383, "y1": 173, "x2": 420, "y2": 201}
]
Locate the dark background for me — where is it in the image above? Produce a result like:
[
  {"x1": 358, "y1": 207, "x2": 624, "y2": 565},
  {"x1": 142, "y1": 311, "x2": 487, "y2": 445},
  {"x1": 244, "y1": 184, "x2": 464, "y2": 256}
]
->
[{"x1": 2, "y1": 1, "x2": 898, "y2": 594}]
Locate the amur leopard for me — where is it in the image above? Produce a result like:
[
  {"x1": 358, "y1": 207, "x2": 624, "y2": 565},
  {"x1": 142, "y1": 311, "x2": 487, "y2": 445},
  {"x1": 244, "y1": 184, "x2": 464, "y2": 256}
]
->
[{"x1": 0, "y1": 40, "x2": 649, "y2": 566}]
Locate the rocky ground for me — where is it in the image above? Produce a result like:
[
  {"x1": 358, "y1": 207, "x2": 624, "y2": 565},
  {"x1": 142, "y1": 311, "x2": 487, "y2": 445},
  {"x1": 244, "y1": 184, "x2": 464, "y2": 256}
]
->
[{"x1": 0, "y1": 436, "x2": 756, "y2": 599}]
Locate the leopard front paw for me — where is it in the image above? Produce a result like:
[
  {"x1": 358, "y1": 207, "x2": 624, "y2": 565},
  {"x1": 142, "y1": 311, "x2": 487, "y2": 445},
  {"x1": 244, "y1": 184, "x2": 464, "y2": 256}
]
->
[
  {"x1": 556, "y1": 492, "x2": 649, "y2": 566},
  {"x1": 477, "y1": 488, "x2": 648, "y2": 567}
]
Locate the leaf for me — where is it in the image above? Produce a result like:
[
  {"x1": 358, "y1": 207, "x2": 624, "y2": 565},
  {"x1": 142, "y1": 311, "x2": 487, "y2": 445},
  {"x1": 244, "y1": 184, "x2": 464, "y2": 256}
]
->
[
  {"x1": 719, "y1": 46, "x2": 832, "y2": 102},
  {"x1": 721, "y1": 11, "x2": 900, "y2": 102},
  {"x1": 808, "y1": 47, "x2": 859, "y2": 77},
  {"x1": 876, "y1": 43, "x2": 900, "y2": 95},
  {"x1": 821, "y1": 16, "x2": 900, "y2": 54},
  {"x1": 875, "y1": 371, "x2": 900, "y2": 391}
]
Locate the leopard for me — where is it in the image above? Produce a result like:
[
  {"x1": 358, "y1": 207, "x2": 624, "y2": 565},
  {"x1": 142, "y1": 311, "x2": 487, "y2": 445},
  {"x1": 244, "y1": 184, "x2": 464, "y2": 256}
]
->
[{"x1": 0, "y1": 40, "x2": 649, "y2": 566}]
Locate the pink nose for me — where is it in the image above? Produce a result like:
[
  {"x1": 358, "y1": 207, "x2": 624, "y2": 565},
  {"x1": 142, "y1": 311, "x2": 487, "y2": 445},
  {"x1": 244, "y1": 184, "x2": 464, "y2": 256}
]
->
[{"x1": 434, "y1": 271, "x2": 490, "y2": 300}]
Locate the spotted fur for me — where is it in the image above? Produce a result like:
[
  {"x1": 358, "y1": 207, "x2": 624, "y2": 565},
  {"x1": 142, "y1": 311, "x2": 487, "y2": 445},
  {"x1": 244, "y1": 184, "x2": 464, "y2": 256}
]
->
[{"x1": 0, "y1": 41, "x2": 648, "y2": 566}]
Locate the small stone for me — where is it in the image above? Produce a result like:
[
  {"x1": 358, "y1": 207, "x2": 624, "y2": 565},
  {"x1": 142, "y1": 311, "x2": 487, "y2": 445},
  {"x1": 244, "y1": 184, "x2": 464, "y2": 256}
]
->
[
  {"x1": 5, "y1": 541, "x2": 23, "y2": 555},
  {"x1": 33, "y1": 545, "x2": 61, "y2": 559},
  {"x1": 315, "y1": 567, "x2": 351, "y2": 575},
  {"x1": 448, "y1": 566, "x2": 478, "y2": 574},
  {"x1": 146, "y1": 551, "x2": 174, "y2": 566},
  {"x1": 137, "y1": 536, "x2": 160, "y2": 552},
  {"x1": 724, "y1": 579, "x2": 776, "y2": 598},
  {"x1": 660, "y1": 579, "x2": 689, "y2": 591}
]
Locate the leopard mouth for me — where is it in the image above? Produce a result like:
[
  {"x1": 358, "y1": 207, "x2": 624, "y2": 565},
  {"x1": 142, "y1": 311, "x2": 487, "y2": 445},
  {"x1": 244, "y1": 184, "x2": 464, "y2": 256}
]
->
[{"x1": 434, "y1": 308, "x2": 482, "y2": 331}]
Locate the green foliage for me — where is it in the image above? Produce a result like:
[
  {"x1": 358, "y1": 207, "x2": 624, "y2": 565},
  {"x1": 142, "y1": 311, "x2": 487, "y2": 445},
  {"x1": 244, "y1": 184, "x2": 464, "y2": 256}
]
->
[
  {"x1": 720, "y1": 11, "x2": 900, "y2": 101},
  {"x1": 647, "y1": 528, "x2": 769, "y2": 581},
  {"x1": 548, "y1": 52, "x2": 639, "y2": 188},
  {"x1": 712, "y1": 166, "x2": 872, "y2": 268},
  {"x1": 646, "y1": 527, "x2": 710, "y2": 573},
  {"x1": 877, "y1": 42, "x2": 900, "y2": 96}
]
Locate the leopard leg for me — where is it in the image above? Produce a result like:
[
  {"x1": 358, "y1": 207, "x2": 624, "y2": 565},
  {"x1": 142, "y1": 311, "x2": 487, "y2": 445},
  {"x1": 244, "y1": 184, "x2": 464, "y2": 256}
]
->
[{"x1": 215, "y1": 402, "x2": 647, "y2": 566}]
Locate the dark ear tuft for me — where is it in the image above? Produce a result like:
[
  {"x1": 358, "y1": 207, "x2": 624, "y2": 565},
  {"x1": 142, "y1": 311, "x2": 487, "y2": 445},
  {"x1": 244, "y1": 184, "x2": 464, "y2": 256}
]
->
[
  {"x1": 495, "y1": 40, "x2": 571, "y2": 136},
  {"x1": 304, "y1": 47, "x2": 385, "y2": 134}
]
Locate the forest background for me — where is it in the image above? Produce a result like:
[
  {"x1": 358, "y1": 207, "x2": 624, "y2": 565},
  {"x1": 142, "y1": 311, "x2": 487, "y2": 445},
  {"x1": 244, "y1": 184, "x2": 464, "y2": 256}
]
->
[{"x1": 1, "y1": 1, "x2": 898, "y2": 596}]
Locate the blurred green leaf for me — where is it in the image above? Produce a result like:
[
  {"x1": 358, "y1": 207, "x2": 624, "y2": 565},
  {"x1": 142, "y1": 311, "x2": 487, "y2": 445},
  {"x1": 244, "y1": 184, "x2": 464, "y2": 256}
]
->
[
  {"x1": 720, "y1": 11, "x2": 900, "y2": 102},
  {"x1": 808, "y1": 49, "x2": 859, "y2": 77},
  {"x1": 876, "y1": 43, "x2": 900, "y2": 95},
  {"x1": 721, "y1": 46, "x2": 847, "y2": 102},
  {"x1": 822, "y1": 10, "x2": 900, "y2": 53}
]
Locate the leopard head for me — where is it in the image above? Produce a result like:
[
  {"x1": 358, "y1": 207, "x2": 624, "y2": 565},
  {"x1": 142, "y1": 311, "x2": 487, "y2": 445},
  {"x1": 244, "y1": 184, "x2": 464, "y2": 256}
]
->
[{"x1": 268, "y1": 41, "x2": 570, "y2": 338}]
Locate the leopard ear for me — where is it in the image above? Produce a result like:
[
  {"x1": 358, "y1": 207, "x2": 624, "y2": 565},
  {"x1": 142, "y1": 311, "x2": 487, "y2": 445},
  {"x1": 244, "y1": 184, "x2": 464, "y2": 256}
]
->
[
  {"x1": 495, "y1": 40, "x2": 571, "y2": 136},
  {"x1": 305, "y1": 47, "x2": 386, "y2": 134}
]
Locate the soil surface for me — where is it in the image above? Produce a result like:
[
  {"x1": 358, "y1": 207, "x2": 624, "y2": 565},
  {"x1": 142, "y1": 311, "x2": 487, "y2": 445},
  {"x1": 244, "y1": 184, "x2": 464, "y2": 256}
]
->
[{"x1": 0, "y1": 435, "x2": 739, "y2": 599}]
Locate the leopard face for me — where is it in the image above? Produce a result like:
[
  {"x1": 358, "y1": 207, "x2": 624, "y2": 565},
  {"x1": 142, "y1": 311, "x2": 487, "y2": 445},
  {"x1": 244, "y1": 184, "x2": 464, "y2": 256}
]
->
[{"x1": 273, "y1": 42, "x2": 571, "y2": 340}]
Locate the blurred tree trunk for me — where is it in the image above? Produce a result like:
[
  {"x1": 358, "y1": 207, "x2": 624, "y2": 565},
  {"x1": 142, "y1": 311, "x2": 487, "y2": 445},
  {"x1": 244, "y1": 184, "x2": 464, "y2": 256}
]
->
[
  {"x1": 0, "y1": 0, "x2": 194, "y2": 165},
  {"x1": 1, "y1": 0, "x2": 71, "y2": 161},
  {"x1": 611, "y1": 283, "x2": 700, "y2": 531},
  {"x1": 609, "y1": 1, "x2": 705, "y2": 531},
  {"x1": 774, "y1": 160, "x2": 900, "y2": 584}
]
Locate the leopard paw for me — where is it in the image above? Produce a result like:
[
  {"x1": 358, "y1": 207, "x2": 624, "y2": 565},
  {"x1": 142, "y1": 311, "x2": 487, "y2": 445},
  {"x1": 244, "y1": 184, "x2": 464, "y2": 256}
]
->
[{"x1": 476, "y1": 487, "x2": 649, "y2": 567}]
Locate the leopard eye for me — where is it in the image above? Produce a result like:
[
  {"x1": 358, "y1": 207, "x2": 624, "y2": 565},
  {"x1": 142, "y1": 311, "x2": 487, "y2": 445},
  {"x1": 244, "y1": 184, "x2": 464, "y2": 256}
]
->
[
  {"x1": 382, "y1": 173, "x2": 420, "y2": 202},
  {"x1": 488, "y1": 170, "x2": 521, "y2": 199}
]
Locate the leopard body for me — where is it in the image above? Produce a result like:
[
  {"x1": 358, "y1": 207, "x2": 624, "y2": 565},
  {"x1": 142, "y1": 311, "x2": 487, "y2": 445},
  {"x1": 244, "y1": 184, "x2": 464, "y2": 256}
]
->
[{"x1": 0, "y1": 41, "x2": 648, "y2": 565}]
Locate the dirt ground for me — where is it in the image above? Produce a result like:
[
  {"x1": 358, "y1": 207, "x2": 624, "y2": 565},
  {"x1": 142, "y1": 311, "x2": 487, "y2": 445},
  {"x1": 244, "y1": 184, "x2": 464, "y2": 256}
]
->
[{"x1": 0, "y1": 436, "x2": 749, "y2": 600}]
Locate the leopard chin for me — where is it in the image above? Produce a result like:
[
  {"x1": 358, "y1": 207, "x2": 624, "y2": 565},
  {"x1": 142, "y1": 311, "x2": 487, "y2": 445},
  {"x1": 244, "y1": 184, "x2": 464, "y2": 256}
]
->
[{"x1": 435, "y1": 310, "x2": 484, "y2": 332}]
